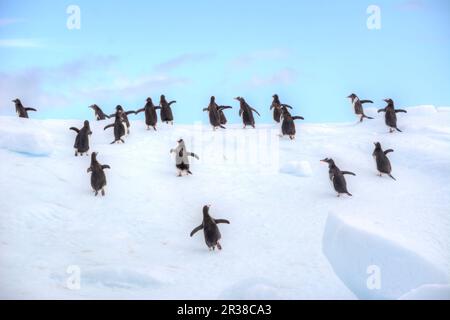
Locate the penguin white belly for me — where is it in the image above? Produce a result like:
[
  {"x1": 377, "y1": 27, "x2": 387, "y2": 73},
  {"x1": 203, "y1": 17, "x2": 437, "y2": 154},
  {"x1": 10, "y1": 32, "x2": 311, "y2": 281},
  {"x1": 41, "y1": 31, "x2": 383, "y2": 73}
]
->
[{"x1": 121, "y1": 123, "x2": 127, "y2": 138}]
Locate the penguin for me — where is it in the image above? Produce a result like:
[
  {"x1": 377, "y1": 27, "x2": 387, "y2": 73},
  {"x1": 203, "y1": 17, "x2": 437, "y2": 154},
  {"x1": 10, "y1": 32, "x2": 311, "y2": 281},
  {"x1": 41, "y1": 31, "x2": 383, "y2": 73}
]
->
[
  {"x1": 87, "y1": 152, "x2": 110, "y2": 196},
  {"x1": 280, "y1": 106, "x2": 304, "y2": 140},
  {"x1": 347, "y1": 93, "x2": 374, "y2": 122},
  {"x1": 235, "y1": 96, "x2": 260, "y2": 129},
  {"x1": 320, "y1": 158, "x2": 356, "y2": 197},
  {"x1": 203, "y1": 96, "x2": 232, "y2": 130},
  {"x1": 170, "y1": 139, "x2": 199, "y2": 176},
  {"x1": 159, "y1": 94, "x2": 177, "y2": 124},
  {"x1": 109, "y1": 105, "x2": 136, "y2": 134},
  {"x1": 378, "y1": 99, "x2": 407, "y2": 133},
  {"x1": 372, "y1": 142, "x2": 396, "y2": 180},
  {"x1": 88, "y1": 104, "x2": 110, "y2": 121},
  {"x1": 12, "y1": 99, "x2": 37, "y2": 118},
  {"x1": 270, "y1": 94, "x2": 292, "y2": 123},
  {"x1": 69, "y1": 120, "x2": 92, "y2": 156},
  {"x1": 190, "y1": 205, "x2": 230, "y2": 251},
  {"x1": 135, "y1": 97, "x2": 161, "y2": 131},
  {"x1": 104, "y1": 112, "x2": 126, "y2": 144}
]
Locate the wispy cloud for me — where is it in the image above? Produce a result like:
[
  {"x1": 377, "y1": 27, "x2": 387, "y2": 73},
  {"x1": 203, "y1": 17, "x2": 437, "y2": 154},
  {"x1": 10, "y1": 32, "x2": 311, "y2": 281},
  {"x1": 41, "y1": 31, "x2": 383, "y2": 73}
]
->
[
  {"x1": 0, "y1": 18, "x2": 24, "y2": 27},
  {"x1": 245, "y1": 68, "x2": 299, "y2": 88},
  {"x1": 153, "y1": 53, "x2": 214, "y2": 72},
  {"x1": 0, "y1": 38, "x2": 41, "y2": 48},
  {"x1": 231, "y1": 48, "x2": 291, "y2": 68}
]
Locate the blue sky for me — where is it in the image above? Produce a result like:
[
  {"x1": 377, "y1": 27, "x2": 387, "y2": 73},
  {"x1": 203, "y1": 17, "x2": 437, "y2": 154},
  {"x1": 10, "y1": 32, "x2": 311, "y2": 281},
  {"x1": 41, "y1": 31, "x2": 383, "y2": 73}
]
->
[{"x1": 0, "y1": 0, "x2": 449, "y2": 123}]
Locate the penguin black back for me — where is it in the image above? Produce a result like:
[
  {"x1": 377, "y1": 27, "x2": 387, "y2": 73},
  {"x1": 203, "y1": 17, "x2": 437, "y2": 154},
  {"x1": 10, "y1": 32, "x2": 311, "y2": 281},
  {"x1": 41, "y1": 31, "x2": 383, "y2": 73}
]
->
[
  {"x1": 87, "y1": 152, "x2": 110, "y2": 196},
  {"x1": 12, "y1": 99, "x2": 37, "y2": 118},
  {"x1": 136, "y1": 97, "x2": 161, "y2": 130},
  {"x1": 320, "y1": 158, "x2": 355, "y2": 197},
  {"x1": 190, "y1": 205, "x2": 230, "y2": 251},
  {"x1": 104, "y1": 112, "x2": 126, "y2": 144},
  {"x1": 372, "y1": 142, "x2": 396, "y2": 180},
  {"x1": 378, "y1": 99, "x2": 407, "y2": 132},
  {"x1": 235, "y1": 96, "x2": 260, "y2": 128},
  {"x1": 89, "y1": 104, "x2": 110, "y2": 121},
  {"x1": 160, "y1": 94, "x2": 176, "y2": 124},
  {"x1": 280, "y1": 107, "x2": 304, "y2": 139},
  {"x1": 347, "y1": 93, "x2": 373, "y2": 122},
  {"x1": 70, "y1": 120, "x2": 92, "y2": 156}
]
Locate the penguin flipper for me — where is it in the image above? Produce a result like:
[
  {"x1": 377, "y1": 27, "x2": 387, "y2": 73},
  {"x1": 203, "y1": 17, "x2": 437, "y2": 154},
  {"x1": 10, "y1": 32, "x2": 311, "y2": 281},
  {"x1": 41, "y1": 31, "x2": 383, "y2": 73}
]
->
[
  {"x1": 377, "y1": 108, "x2": 386, "y2": 113},
  {"x1": 292, "y1": 116, "x2": 305, "y2": 120},
  {"x1": 101, "y1": 165, "x2": 111, "y2": 170},
  {"x1": 104, "y1": 124, "x2": 114, "y2": 130},
  {"x1": 25, "y1": 107, "x2": 37, "y2": 112},
  {"x1": 69, "y1": 127, "x2": 80, "y2": 133},
  {"x1": 384, "y1": 149, "x2": 394, "y2": 155},
  {"x1": 395, "y1": 127, "x2": 403, "y2": 132},
  {"x1": 215, "y1": 219, "x2": 230, "y2": 225},
  {"x1": 239, "y1": 109, "x2": 243, "y2": 117},
  {"x1": 219, "y1": 125, "x2": 226, "y2": 129},
  {"x1": 168, "y1": 101, "x2": 177, "y2": 106},
  {"x1": 108, "y1": 113, "x2": 115, "y2": 118},
  {"x1": 218, "y1": 106, "x2": 232, "y2": 110},
  {"x1": 360, "y1": 100, "x2": 373, "y2": 104},
  {"x1": 190, "y1": 224, "x2": 203, "y2": 237},
  {"x1": 341, "y1": 171, "x2": 356, "y2": 176},
  {"x1": 281, "y1": 104, "x2": 293, "y2": 109},
  {"x1": 389, "y1": 174, "x2": 397, "y2": 181},
  {"x1": 125, "y1": 110, "x2": 136, "y2": 115},
  {"x1": 395, "y1": 109, "x2": 407, "y2": 113},
  {"x1": 135, "y1": 108, "x2": 145, "y2": 114},
  {"x1": 251, "y1": 108, "x2": 261, "y2": 116},
  {"x1": 190, "y1": 152, "x2": 199, "y2": 160}
]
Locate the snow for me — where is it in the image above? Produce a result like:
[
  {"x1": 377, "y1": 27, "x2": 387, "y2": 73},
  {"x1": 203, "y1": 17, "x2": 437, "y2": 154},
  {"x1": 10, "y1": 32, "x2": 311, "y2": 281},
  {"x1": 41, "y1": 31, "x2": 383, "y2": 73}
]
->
[
  {"x1": 399, "y1": 284, "x2": 450, "y2": 300},
  {"x1": 0, "y1": 105, "x2": 449, "y2": 299}
]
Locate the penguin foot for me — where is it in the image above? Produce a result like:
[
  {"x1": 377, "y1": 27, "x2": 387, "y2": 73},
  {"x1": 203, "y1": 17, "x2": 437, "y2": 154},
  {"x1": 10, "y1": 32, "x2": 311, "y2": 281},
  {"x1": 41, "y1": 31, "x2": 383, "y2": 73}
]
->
[
  {"x1": 289, "y1": 135, "x2": 295, "y2": 140},
  {"x1": 94, "y1": 191, "x2": 98, "y2": 196},
  {"x1": 75, "y1": 152, "x2": 78, "y2": 156},
  {"x1": 101, "y1": 189, "x2": 105, "y2": 196},
  {"x1": 217, "y1": 242, "x2": 222, "y2": 250}
]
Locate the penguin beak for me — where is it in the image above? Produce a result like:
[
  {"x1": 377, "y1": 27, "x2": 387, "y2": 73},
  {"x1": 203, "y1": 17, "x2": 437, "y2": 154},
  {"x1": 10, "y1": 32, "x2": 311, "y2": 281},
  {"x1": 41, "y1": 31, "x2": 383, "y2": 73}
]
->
[{"x1": 383, "y1": 99, "x2": 389, "y2": 102}]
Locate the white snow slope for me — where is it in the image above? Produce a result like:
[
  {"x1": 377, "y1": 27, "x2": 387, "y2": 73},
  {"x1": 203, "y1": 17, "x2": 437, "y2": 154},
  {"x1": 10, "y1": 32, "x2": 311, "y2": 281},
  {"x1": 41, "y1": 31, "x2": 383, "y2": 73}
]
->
[{"x1": 0, "y1": 105, "x2": 449, "y2": 300}]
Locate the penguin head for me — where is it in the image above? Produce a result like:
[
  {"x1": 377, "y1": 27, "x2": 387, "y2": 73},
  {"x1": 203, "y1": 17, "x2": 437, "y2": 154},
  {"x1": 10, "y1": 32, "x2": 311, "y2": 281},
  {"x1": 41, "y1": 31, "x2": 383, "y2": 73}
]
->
[
  {"x1": 83, "y1": 120, "x2": 90, "y2": 128},
  {"x1": 91, "y1": 152, "x2": 98, "y2": 162},
  {"x1": 12, "y1": 98, "x2": 21, "y2": 105},
  {"x1": 384, "y1": 98, "x2": 394, "y2": 107},
  {"x1": 234, "y1": 97, "x2": 243, "y2": 103},
  {"x1": 374, "y1": 142, "x2": 382, "y2": 150},
  {"x1": 210, "y1": 96, "x2": 215, "y2": 103},
  {"x1": 347, "y1": 93, "x2": 357, "y2": 100},
  {"x1": 146, "y1": 97, "x2": 153, "y2": 103},
  {"x1": 320, "y1": 158, "x2": 335, "y2": 167},
  {"x1": 202, "y1": 205, "x2": 211, "y2": 217},
  {"x1": 116, "y1": 105, "x2": 124, "y2": 112},
  {"x1": 160, "y1": 94, "x2": 166, "y2": 102},
  {"x1": 88, "y1": 104, "x2": 96, "y2": 110},
  {"x1": 272, "y1": 94, "x2": 279, "y2": 101}
]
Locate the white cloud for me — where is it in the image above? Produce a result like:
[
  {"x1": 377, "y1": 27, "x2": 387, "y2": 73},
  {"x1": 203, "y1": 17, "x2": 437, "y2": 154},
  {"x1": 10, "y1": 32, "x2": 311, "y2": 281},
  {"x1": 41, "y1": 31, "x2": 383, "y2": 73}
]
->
[
  {"x1": 0, "y1": 38, "x2": 41, "y2": 48},
  {"x1": 246, "y1": 68, "x2": 299, "y2": 88}
]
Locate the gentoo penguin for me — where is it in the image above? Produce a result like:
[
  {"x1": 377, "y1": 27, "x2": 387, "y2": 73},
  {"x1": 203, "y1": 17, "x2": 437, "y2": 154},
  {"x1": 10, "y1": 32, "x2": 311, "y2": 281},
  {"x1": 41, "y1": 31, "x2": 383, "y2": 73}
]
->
[
  {"x1": 320, "y1": 158, "x2": 356, "y2": 197},
  {"x1": 280, "y1": 107, "x2": 304, "y2": 140},
  {"x1": 12, "y1": 99, "x2": 37, "y2": 118},
  {"x1": 203, "y1": 96, "x2": 232, "y2": 130},
  {"x1": 69, "y1": 120, "x2": 92, "y2": 156},
  {"x1": 87, "y1": 152, "x2": 110, "y2": 196},
  {"x1": 270, "y1": 94, "x2": 292, "y2": 123},
  {"x1": 159, "y1": 95, "x2": 176, "y2": 124},
  {"x1": 135, "y1": 97, "x2": 161, "y2": 131},
  {"x1": 170, "y1": 139, "x2": 199, "y2": 176},
  {"x1": 378, "y1": 99, "x2": 407, "y2": 132},
  {"x1": 109, "y1": 105, "x2": 136, "y2": 134},
  {"x1": 347, "y1": 93, "x2": 374, "y2": 122},
  {"x1": 372, "y1": 142, "x2": 396, "y2": 180},
  {"x1": 104, "y1": 112, "x2": 126, "y2": 144},
  {"x1": 190, "y1": 205, "x2": 230, "y2": 251},
  {"x1": 235, "y1": 97, "x2": 260, "y2": 129},
  {"x1": 88, "y1": 104, "x2": 110, "y2": 121}
]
